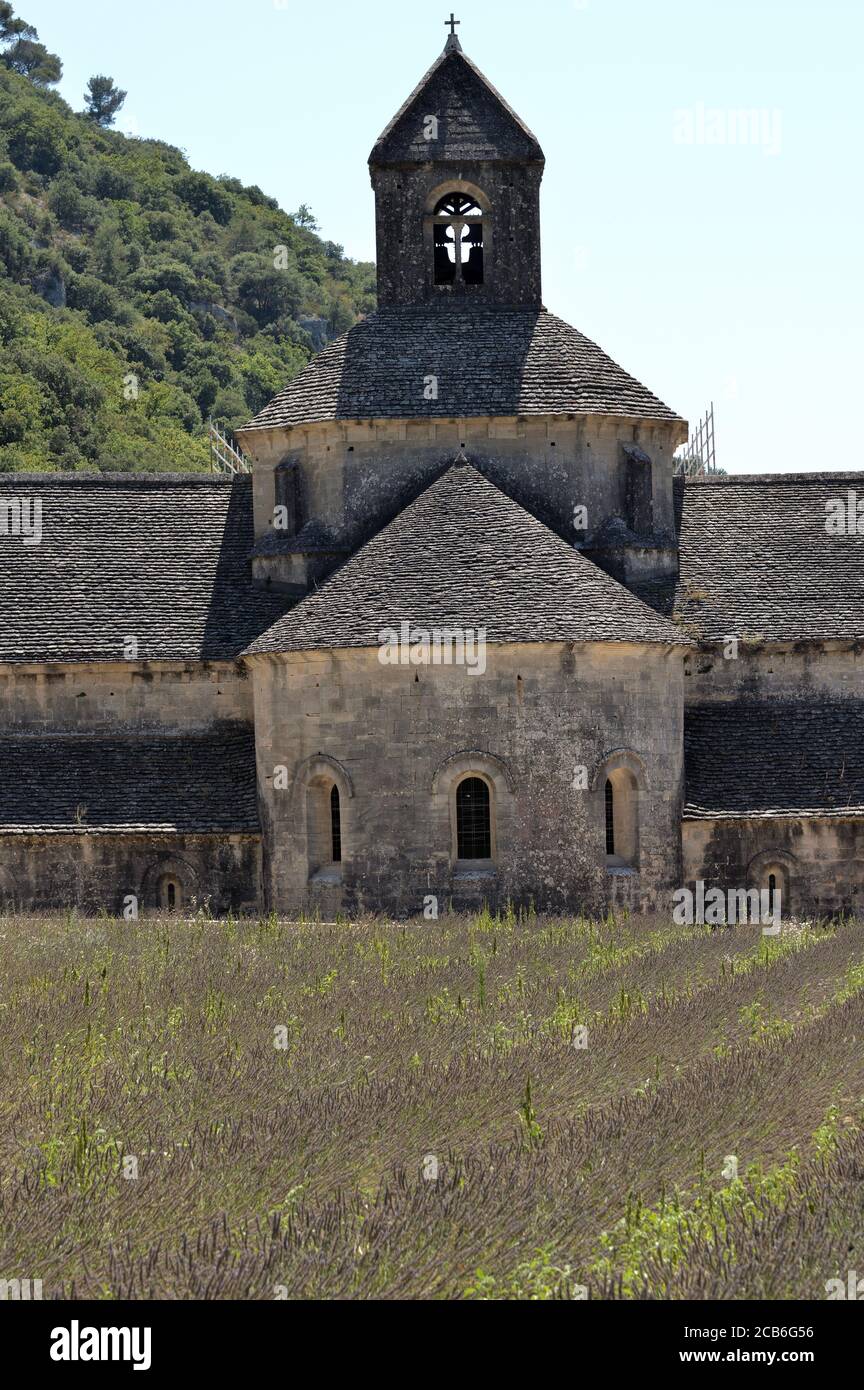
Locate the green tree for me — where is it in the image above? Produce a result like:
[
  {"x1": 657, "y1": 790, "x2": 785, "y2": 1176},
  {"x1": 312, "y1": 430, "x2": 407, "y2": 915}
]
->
[
  {"x1": 5, "y1": 106, "x2": 67, "y2": 174},
  {"x1": 89, "y1": 222, "x2": 130, "y2": 285},
  {"x1": 0, "y1": 5, "x2": 61, "y2": 86},
  {"x1": 48, "y1": 177, "x2": 89, "y2": 231},
  {"x1": 83, "y1": 74, "x2": 127, "y2": 127},
  {"x1": 3, "y1": 36, "x2": 61, "y2": 84},
  {"x1": 231, "y1": 253, "x2": 305, "y2": 326},
  {"x1": 0, "y1": 0, "x2": 34, "y2": 42}
]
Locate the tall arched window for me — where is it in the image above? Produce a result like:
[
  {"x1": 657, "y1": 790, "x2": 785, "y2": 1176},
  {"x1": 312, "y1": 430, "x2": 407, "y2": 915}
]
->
[
  {"x1": 433, "y1": 193, "x2": 484, "y2": 286},
  {"x1": 605, "y1": 780, "x2": 615, "y2": 855},
  {"x1": 456, "y1": 776, "x2": 492, "y2": 860},
  {"x1": 603, "y1": 767, "x2": 639, "y2": 868},
  {"x1": 307, "y1": 777, "x2": 343, "y2": 880},
  {"x1": 330, "y1": 784, "x2": 342, "y2": 864}
]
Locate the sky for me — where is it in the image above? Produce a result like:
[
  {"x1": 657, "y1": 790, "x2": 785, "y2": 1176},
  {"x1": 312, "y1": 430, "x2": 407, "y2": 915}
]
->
[{"x1": 21, "y1": 0, "x2": 864, "y2": 474}]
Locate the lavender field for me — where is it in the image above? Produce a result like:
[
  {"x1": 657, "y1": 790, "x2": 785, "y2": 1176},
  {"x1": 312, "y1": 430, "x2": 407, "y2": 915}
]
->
[{"x1": 2, "y1": 908, "x2": 864, "y2": 1299}]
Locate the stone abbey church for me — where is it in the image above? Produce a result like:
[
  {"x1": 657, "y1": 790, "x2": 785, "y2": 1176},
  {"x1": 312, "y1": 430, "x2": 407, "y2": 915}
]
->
[{"x1": 1, "y1": 29, "x2": 862, "y2": 920}]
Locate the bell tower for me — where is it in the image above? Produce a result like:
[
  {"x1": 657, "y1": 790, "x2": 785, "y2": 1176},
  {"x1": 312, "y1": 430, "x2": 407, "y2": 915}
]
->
[{"x1": 368, "y1": 20, "x2": 545, "y2": 309}]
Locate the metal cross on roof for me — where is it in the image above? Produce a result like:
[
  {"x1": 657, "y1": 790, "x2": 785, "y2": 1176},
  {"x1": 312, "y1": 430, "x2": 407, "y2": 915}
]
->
[{"x1": 445, "y1": 13, "x2": 460, "y2": 37}]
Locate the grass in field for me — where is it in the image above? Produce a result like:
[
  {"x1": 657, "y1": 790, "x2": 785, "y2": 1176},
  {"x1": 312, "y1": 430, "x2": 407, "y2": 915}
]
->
[{"x1": 1, "y1": 908, "x2": 863, "y2": 1299}]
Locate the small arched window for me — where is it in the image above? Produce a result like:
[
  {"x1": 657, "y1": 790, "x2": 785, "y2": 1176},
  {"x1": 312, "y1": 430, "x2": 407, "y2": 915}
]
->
[
  {"x1": 158, "y1": 875, "x2": 183, "y2": 912},
  {"x1": 456, "y1": 776, "x2": 492, "y2": 860},
  {"x1": 433, "y1": 193, "x2": 484, "y2": 286},
  {"x1": 763, "y1": 867, "x2": 786, "y2": 915}
]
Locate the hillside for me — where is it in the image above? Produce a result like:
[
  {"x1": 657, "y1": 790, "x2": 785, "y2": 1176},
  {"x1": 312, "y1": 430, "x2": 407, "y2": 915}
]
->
[{"x1": 0, "y1": 49, "x2": 375, "y2": 473}]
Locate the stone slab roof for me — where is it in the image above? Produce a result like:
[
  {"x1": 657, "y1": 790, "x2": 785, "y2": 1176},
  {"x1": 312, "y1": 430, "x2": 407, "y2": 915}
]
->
[
  {"x1": 0, "y1": 475, "x2": 290, "y2": 664},
  {"x1": 239, "y1": 308, "x2": 682, "y2": 432},
  {"x1": 369, "y1": 43, "x2": 544, "y2": 165},
  {"x1": 245, "y1": 461, "x2": 691, "y2": 656},
  {"x1": 0, "y1": 725, "x2": 259, "y2": 833},
  {"x1": 673, "y1": 472, "x2": 864, "y2": 642},
  {"x1": 684, "y1": 702, "x2": 864, "y2": 819}
]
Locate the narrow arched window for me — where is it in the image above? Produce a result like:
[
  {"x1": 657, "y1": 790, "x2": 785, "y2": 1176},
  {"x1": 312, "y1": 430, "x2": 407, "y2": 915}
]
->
[
  {"x1": 603, "y1": 767, "x2": 639, "y2": 868},
  {"x1": 307, "y1": 777, "x2": 343, "y2": 880},
  {"x1": 768, "y1": 872, "x2": 776, "y2": 897},
  {"x1": 433, "y1": 193, "x2": 484, "y2": 286},
  {"x1": 330, "y1": 784, "x2": 342, "y2": 864},
  {"x1": 274, "y1": 460, "x2": 301, "y2": 536},
  {"x1": 456, "y1": 776, "x2": 491, "y2": 859},
  {"x1": 605, "y1": 779, "x2": 615, "y2": 855},
  {"x1": 158, "y1": 874, "x2": 183, "y2": 912}
]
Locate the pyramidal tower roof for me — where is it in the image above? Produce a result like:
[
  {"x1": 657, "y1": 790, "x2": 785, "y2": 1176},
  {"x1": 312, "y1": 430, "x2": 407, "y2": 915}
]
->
[
  {"x1": 244, "y1": 462, "x2": 690, "y2": 656},
  {"x1": 238, "y1": 23, "x2": 684, "y2": 436},
  {"x1": 369, "y1": 28, "x2": 544, "y2": 166}
]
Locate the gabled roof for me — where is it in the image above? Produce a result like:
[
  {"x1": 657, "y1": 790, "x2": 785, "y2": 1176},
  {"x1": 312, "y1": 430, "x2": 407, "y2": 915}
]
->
[
  {"x1": 239, "y1": 308, "x2": 683, "y2": 433},
  {"x1": 0, "y1": 726, "x2": 258, "y2": 833},
  {"x1": 672, "y1": 472, "x2": 864, "y2": 642},
  {"x1": 370, "y1": 41, "x2": 544, "y2": 166},
  {"x1": 0, "y1": 475, "x2": 290, "y2": 664},
  {"x1": 245, "y1": 462, "x2": 691, "y2": 656},
  {"x1": 685, "y1": 702, "x2": 864, "y2": 818}
]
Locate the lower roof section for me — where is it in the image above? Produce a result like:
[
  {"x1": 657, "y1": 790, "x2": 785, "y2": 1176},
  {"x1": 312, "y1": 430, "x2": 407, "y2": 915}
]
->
[
  {"x1": 0, "y1": 725, "x2": 259, "y2": 834},
  {"x1": 0, "y1": 474, "x2": 289, "y2": 664},
  {"x1": 684, "y1": 701, "x2": 864, "y2": 819},
  {"x1": 672, "y1": 472, "x2": 864, "y2": 643}
]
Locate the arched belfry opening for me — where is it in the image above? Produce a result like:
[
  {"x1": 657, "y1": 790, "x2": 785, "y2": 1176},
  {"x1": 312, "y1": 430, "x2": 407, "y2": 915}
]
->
[{"x1": 433, "y1": 193, "x2": 485, "y2": 286}]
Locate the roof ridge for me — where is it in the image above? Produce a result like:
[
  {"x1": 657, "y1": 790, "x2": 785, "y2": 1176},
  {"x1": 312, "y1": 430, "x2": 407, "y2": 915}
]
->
[
  {"x1": 0, "y1": 473, "x2": 244, "y2": 486},
  {"x1": 683, "y1": 471, "x2": 864, "y2": 486}
]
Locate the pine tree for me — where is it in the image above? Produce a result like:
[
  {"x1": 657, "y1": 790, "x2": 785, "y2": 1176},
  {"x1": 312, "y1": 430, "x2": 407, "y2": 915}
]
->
[
  {"x1": 83, "y1": 74, "x2": 127, "y2": 127},
  {"x1": 0, "y1": 3, "x2": 62, "y2": 85}
]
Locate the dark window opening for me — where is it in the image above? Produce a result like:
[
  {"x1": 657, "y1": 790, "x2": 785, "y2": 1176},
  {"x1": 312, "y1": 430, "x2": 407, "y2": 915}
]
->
[
  {"x1": 768, "y1": 872, "x2": 777, "y2": 896},
  {"x1": 330, "y1": 784, "x2": 342, "y2": 864},
  {"x1": 623, "y1": 447, "x2": 654, "y2": 535},
  {"x1": 433, "y1": 193, "x2": 484, "y2": 286},
  {"x1": 433, "y1": 224, "x2": 457, "y2": 285},
  {"x1": 274, "y1": 461, "x2": 302, "y2": 536},
  {"x1": 605, "y1": 780, "x2": 615, "y2": 855},
  {"x1": 159, "y1": 875, "x2": 182, "y2": 912},
  {"x1": 456, "y1": 777, "x2": 491, "y2": 859}
]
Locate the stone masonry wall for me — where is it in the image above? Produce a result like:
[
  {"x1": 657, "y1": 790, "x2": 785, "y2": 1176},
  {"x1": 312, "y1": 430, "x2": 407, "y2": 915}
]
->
[
  {"x1": 250, "y1": 640, "x2": 686, "y2": 918},
  {"x1": 370, "y1": 163, "x2": 543, "y2": 309},
  {"x1": 0, "y1": 660, "x2": 252, "y2": 730},
  {"x1": 683, "y1": 817, "x2": 864, "y2": 920},
  {"x1": 682, "y1": 644, "x2": 864, "y2": 916},
  {"x1": 0, "y1": 661, "x2": 259, "y2": 915},
  {"x1": 683, "y1": 641, "x2": 864, "y2": 706},
  {"x1": 248, "y1": 414, "x2": 684, "y2": 573},
  {"x1": 0, "y1": 834, "x2": 261, "y2": 915}
]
